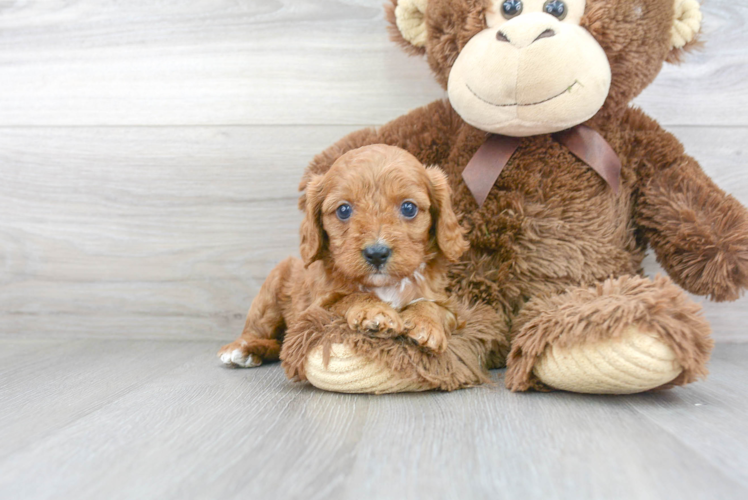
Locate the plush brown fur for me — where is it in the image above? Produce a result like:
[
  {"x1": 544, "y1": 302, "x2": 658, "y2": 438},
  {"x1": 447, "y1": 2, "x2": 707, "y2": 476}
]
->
[
  {"x1": 290, "y1": 0, "x2": 748, "y2": 392},
  {"x1": 219, "y1": 145, "x2": 497, "y2": 370},
  {"x1": 505, "y1": 274, "x2": 714, "y2": 392},
  {"x1": 280, "y1": 300, "x2": 509, "y2": 391}
]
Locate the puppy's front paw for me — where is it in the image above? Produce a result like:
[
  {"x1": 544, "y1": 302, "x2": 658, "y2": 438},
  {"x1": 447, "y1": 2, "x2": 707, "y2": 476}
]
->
[
  {"x1": 217, "y1": 340, "x2": 262, "y2": 368},
  {"x1": 405, "y1": 319, "x2": 448, "y2": 353},
  {"x1": 346, "y1": 303, "x2": 404, "y2": 335}
]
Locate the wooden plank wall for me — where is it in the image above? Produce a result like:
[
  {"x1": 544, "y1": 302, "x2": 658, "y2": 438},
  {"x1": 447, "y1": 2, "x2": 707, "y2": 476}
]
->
[{"x1": 1, "y1": 0, "x2": 747, "y2": 341}]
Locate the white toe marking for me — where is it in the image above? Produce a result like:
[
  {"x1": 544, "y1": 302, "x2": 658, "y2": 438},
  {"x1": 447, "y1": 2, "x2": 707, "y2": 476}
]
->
[
  {"x1": 228, "y1": 349, "x2": 262, "y2": 368},
  {"x1": 221, "y1": 348, "x2": 262, "y2": 368},
  {"x1": 245, "y1": 355, "x2": 262, "y2": 368},
  {"x1": 231, "y1": 349, "x2": 247, "y2": 364}
]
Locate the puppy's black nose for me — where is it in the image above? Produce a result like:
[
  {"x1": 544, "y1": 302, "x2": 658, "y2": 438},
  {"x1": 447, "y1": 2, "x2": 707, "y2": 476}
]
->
[{"x1": 363, "y1": 244, "x2": 391, "y2": 268}]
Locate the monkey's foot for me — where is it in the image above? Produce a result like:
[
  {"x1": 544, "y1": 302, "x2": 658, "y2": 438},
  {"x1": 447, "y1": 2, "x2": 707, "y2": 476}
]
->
[
  {"x1": 533, "y1": 327, "x2": 683, "y2": 394},
  {"x1": 305, "y1": 344, "x2": 434, "y2": 394},
  {"x1": 505, "y1": 275, "x2": 713, "y2": 394},
  {"x1": 282, "y1": 302, "x2": 510, "y2": 395}
]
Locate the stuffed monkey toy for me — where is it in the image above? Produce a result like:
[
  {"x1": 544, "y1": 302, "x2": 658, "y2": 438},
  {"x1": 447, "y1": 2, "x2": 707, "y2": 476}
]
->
[{"x1": 278, "y1": 0, "x2": 747, "y2": 395}]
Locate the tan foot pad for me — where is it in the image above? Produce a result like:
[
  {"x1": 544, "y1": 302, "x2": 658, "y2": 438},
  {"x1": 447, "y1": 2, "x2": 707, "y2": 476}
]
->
[
  {"x1": 305, "y1": 343, "x2": 433, "y2": 394},
  {"x1": 533, "y1": 327, "x2": 683, "y2": 394}
]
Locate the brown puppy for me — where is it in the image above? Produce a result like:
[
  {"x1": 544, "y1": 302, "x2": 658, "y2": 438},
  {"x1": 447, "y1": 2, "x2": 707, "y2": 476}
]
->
[{"x1": 218, "y1": 144, "x2": 468, "y2": 368}]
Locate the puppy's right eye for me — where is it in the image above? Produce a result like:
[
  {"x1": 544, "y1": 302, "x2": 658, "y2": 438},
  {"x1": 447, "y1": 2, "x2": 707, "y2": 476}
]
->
[
  {"x1": 400, "y1": 201, "x2": 418, "y2": 219},
  {"x1": 336, "y1": 204, "x2": 352, "y2": 221}
]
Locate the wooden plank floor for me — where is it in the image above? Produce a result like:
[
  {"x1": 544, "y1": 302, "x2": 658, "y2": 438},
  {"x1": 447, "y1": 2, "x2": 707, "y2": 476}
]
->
[{"x1": 0, "y1": 339, "x2": 746, "y2": 500}]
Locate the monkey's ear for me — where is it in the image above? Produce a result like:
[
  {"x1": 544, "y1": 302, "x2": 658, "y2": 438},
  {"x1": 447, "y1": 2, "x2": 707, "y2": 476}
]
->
[
  {"x1": 386, "y1": 0, "x2": 428, "y2": 56},
  {"x1": 299, "y1": 175, "x2": 327, "y2": 266},
  {"x1": 668, "y1": 0, "x2": 702, "y2": 63},
  {"x1": 426, "y1": 166, "x2": 469, "y2": 263}
]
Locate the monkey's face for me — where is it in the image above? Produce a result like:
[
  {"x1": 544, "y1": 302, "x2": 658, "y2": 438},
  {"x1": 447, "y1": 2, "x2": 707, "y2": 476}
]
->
[
  {"x1": 447, "y1": 0, "x2": 611, "y2": 137},
  {"x1": 392, "y1": 0, "x2": 702, "y2": 133}
]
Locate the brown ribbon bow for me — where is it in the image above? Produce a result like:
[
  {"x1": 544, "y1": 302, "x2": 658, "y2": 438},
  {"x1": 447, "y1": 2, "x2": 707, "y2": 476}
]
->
[{"x1": 462, "y1": 125, "x2": 622, "y2": 207}]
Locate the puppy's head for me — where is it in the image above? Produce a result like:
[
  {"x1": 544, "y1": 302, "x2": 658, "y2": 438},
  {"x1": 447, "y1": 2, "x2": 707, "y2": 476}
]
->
[{"x1": 299, "y1": 144, "x2": 468, "y2": 286}]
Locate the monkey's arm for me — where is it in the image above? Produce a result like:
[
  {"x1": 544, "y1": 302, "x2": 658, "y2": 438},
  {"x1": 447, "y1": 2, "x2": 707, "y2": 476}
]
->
[
  {"x1": 299, "y1": 99, "x2": 463, "y2": 189},
  {"x1": 629, "y1": 109, "x2": 748, "y2": 301}
]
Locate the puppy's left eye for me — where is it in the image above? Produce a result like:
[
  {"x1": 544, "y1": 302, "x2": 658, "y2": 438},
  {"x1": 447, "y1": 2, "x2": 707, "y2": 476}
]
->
[
  {"x1": 336, "y1": 204, "x2": 352, "y2": 221},
  {"x1": 400, "y1": 201, "x2": 418, "y2": 219}
]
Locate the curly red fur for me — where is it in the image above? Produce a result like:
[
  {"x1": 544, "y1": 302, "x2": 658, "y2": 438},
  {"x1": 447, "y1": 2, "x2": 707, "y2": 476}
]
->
[{"x1": 219, "y1": 145, "x2": 478, "y2": 367}]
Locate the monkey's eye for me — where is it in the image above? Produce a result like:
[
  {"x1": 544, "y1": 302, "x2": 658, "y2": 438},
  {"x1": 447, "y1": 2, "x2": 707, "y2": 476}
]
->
[
  {"x1": 501, "y1": 0, "x2": 523, "y2": 19},
  {"x1": 336, "y1": 204, "x2": 352, "y2": 221},
  {"x1": 400, "y1": 201, "x2": 418, "y2": 219},
  {"x1": 543, "y1": 0, "x2": 567, "y2": 20}
]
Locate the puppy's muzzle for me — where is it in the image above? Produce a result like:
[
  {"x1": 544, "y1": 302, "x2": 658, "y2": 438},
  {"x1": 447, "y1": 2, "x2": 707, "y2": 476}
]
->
[{"x1": 363, "y1": 244, "x2": 392, "y2": 269}]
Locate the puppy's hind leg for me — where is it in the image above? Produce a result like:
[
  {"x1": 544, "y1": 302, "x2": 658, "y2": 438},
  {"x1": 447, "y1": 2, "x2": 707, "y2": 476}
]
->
[{"x1": 218, "y1": 257, "x2": 296, "y2": 368}]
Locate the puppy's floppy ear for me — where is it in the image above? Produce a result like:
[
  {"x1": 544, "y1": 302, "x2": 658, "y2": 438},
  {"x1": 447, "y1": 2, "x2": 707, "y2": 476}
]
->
[
  {"x1": 299, "y1": 175, "x2": 327, "y2": 266},
  {"x1": 426, "y1": 166, "x2": 469, "y2": 262}
]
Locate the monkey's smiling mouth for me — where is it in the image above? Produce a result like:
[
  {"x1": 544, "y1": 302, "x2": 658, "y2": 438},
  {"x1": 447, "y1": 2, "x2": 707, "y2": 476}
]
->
[{"x1": 467, "y1": 81, "x2": 580, "y2": 107}]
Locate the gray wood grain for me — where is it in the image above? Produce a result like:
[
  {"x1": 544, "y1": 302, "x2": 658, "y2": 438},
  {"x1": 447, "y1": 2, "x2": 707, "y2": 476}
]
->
[
  {"x1": 2, "y1": 125, "x2": 747, "y2": 341},
  {"x1": 0, "y1": 125, "x2": 353, "y2": 339},
  {"x1": 0, "y1": 339, "x2": 746, "y2": 500},
  {"x1": 0, "y1": 339, "x2": 212, "y2": 460},
  {"x1": 0, "y1": 0, "x2": 745, "y2": 126},
  {"x1": 624, "y1": 353, "x2": 748, "y2": 491}
]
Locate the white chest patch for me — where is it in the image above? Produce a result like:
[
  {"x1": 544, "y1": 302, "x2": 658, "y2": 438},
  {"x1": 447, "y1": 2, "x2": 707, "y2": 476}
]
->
[
  {"x1": 373, "y1": 282, "x2": 409, "y2": 310},
  {"x1": 369, "y1": 270, "x2": 427, "y2": 311}
]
